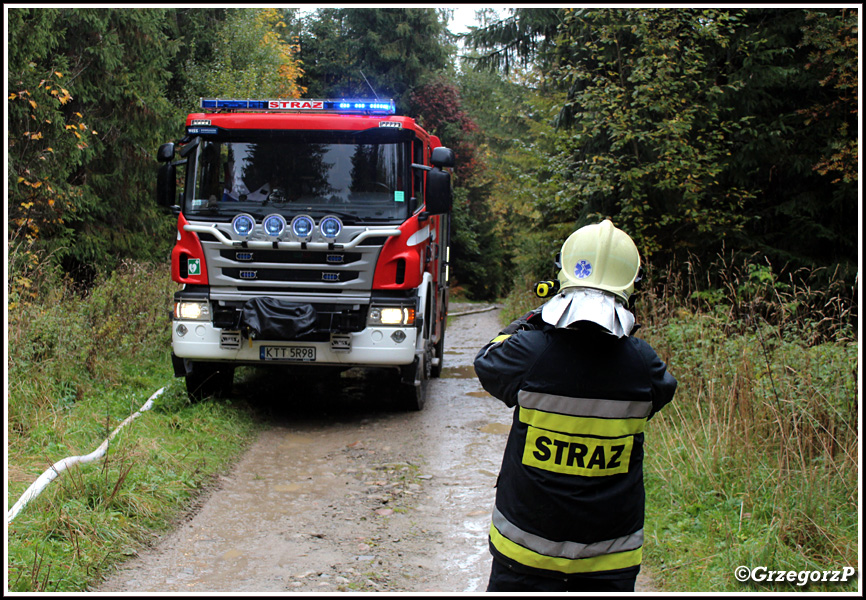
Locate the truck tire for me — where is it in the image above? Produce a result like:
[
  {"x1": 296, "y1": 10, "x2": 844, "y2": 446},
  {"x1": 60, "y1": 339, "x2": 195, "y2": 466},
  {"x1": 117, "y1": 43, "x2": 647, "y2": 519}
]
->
[
  {"x1": 430, "y1": 328, "x2": 445, "y2": 378},
  {"x1": 396, "y1": 349, "x2": 430, "y2": 411},
  {"x1": 185, "y1": 361, "x2": 234, "y2": 402},
  {"x1": 430, "y1": 288, "x2": 448, "y2": 378}
]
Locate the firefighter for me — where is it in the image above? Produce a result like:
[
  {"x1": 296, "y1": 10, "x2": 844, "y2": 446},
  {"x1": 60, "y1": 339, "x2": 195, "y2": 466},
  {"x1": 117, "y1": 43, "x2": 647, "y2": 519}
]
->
[{"x1": 474, "y1": 220, "x2": 677, "y2": 592}]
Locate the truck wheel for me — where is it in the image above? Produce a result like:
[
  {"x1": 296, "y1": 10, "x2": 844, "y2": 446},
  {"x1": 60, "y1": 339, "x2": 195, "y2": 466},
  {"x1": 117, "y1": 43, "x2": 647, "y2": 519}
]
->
[
  {"x1": 430, "y1": 328, "x2": 445, "y2": 378},
  {"x1": 185, "y1": 361, "x2": 234, "y2": 402},
  {"x1": 396, "y1": 351, "x2": 429, "y2": 411}
]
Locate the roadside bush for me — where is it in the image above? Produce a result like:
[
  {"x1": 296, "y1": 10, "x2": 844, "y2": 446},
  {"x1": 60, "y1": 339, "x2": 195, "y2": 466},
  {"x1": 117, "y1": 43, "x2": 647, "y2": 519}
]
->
[
  {"x1": 81, "y1": 260, "x2": 175, "y2": 359},
  {"x1": 7, "y1": 253, "x2": 176, "y2": 443}
]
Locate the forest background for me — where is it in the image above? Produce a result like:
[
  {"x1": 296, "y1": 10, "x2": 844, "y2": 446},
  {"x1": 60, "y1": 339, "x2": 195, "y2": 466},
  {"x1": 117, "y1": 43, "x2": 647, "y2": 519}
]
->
[
  {"x1": 6, "y1": 6, "x2": 861, "y2": 593},
  {"x1": 7, "y1": 7, "x2": 859, "y2": 298}
]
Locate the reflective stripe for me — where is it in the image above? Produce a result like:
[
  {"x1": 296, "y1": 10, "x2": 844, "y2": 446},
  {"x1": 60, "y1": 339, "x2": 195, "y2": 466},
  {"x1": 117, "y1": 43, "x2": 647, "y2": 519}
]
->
[
  {"x1": 490, "y1": 525, "x2": 642, "y2": 574},
  {"x1": 517, "y1": 391, "x2": 650, "y2": 437},
  {"x1": 490, "y1": 508, "x2": 643, "y2": 574},
  {"x1": 492, "y1": 506, "x2": 643, "y2": 560},
  {"x1": 519, "y1": 407, "x2": 646, "y2": 437},
  {"x1": 518, "y1": 390, "x2": 652, "y2": 419}
]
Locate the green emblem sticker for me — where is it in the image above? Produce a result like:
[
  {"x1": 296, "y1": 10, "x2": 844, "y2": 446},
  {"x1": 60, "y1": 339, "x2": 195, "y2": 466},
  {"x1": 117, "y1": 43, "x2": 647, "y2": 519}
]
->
[
  {"x1": 188, "y1": 258, "x2": 201, "y2": 276},
  {"x1": 394, "y1": 191, "x2": 405, "y2": 203}
]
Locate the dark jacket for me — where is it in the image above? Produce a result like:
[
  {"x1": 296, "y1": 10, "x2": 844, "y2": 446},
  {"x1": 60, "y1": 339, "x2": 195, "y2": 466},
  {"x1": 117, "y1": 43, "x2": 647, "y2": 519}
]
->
[{"x1": 474, "y1": 311, "x2": 677, "y2": 580}]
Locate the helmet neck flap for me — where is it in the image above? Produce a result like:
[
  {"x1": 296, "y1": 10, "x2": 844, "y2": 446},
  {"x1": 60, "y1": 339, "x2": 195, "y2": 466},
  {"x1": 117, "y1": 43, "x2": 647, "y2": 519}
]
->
[{"x1": 540, "y1": 287, "x2": 635, "y2": 337}]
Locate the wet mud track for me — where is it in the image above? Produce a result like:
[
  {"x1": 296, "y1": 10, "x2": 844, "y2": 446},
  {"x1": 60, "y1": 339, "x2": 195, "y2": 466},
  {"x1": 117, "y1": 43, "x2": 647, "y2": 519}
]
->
[
  {"x1": 98, "y1": 304, "x2": 510, "y2": 593},
  {"x1": 97, "y1": 304, "x2": 656, "y2": 593}
]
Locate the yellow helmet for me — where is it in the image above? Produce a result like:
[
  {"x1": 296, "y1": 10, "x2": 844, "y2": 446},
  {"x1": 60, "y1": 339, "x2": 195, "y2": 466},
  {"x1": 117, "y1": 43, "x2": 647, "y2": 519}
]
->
[{"x1": 556, "y1": 220, "x2": 641, "y2": 304}]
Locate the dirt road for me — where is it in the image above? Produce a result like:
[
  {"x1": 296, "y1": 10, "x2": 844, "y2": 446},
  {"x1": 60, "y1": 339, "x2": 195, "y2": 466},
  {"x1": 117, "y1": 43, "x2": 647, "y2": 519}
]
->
[{"x1": 97, "y1": 304, "x2": 655, "y2": 593}]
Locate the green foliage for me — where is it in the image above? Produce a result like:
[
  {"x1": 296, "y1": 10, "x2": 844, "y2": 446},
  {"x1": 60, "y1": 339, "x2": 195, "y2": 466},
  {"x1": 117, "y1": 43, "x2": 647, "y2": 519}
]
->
[
  {"x1": 717, "y1": 8, "x2": 858, "y2": 278},
  {"x1": 466, "y1": 7, "x2": 858, "y2": 297},
  {"x1": 797, "y1": 9, "x2": 858, "y2": 184},
  {"x1": 448, "y1": 187, "x2": 506, "y2": 300},
  {"x1": 7, "y1": 8, "x2": 181, "y2": 281},
  {"x1": 549, "y1": 9, "x2": 757, "y2": 260},
  {"x1": 160, "y1": 8, "x2": 229, "y2": 103},
  {"x1": 629, "y1": 255, "x2": 857, "y2": 590},
  {"x1": 181, "y1": 8, "x2": 304, "y2": 109},
  {"x1": 462, "y1": 8, "x2": 563, "y2": 76},
  {"x1": 298, "y1": 8, "x2": 452, "y2": 109},
  {"x1": 7, "y1": 258, "x2": 175, "y2": 438},
  {"x1": 7, "y1": 9, "x2": 96, "y2": 254},
  {"x1": 671, "y1": 251, "x2": 857, "y2": 346},
  {"x1": 456, "y1": 60, "x2": 570, "y2": 294}
]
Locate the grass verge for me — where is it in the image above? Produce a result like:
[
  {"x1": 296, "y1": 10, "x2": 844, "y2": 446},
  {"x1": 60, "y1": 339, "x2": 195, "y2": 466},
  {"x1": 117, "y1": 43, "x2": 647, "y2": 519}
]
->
[
  {"x1": 7, "y1": 254, "x2": 261, "y2": 592},
  {"x1": 639, "y1": 312, "x2": 858, "y2": 592}
]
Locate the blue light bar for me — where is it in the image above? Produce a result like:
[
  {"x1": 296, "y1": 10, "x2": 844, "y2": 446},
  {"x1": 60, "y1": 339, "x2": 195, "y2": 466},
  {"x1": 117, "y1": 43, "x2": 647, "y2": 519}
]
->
[{"x1": 199, "y1": 98, "x2": 395, "y2": 115}]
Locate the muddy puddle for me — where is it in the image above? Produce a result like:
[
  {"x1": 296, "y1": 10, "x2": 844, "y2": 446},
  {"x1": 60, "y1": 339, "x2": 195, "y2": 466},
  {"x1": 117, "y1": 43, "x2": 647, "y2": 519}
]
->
[{"x1": 440, "y1": 364, "x2": 477, "y2": 379}]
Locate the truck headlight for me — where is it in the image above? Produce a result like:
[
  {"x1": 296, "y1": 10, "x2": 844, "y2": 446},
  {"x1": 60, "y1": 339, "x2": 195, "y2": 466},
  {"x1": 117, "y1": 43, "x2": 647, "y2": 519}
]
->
[
  {"x1": 368, "y1": 306, "x2": 415, "y2": 326},
  {"x1": 263, "y1": 213, "x2": 287, "y2": 238},
  {"x1": 174, "y1": 301, "x2": 211, "y2": 321},
  {"x1": 291, "y1": 215, "x2": 315, "y2": 241},
  {"x1": 319, "y1": 215, "x2": 342, "y2": 240},
  {"x1": 232, "y1": 213, "x2": 256, "y2": 238}
]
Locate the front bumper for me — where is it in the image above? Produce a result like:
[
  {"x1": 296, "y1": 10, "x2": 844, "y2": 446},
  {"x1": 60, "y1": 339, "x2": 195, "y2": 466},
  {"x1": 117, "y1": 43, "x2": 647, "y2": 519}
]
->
[{"x1": 171, "y1": 320, "x2": 418, "y2": 367}]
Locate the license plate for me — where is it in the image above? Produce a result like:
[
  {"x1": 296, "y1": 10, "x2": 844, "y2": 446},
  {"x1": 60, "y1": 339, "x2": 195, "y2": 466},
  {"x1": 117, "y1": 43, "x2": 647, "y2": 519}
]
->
[{"x1": 260, "y1": 346, "x2": 316, "y2": 362}]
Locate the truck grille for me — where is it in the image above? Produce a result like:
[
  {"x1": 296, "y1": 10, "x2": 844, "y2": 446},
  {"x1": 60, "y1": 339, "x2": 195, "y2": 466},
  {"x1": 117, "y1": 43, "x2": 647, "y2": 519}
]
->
[
  {"x1": 200, "y1": 224, "x2": 390, "y2": 294},
  {"x1": 222, "y1": 268, "x2": 360, "y2": 283},
  {"x1": 218, "y1": 249, "x2": 363, "y2": 265}
]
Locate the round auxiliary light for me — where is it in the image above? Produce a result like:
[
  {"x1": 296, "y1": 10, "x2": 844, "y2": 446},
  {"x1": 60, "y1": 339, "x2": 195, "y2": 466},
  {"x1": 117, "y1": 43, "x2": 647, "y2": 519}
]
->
[
  {"x1": 319, "y1": 215, "x2": 343, "y2": 240},
  {"x1": 291, "y1": 215, "x2": 315, "y2": 240},
  {"x1": 232, "y1": 213, "x2": 256, "y2": 238},
  {"x1": 262, "y1": 213, "x2": 287, "y2": 238}
]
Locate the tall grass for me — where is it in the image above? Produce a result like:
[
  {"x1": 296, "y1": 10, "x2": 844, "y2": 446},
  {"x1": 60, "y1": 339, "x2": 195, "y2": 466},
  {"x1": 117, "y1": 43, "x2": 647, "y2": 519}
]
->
[
  {"x1": 7, "y1": 244, "x2": 260, "y2": 592},
  {"x1": 639, "y1": 255, "x2": 858, "y2": 592},
  {"x1": 500, "y1": 254, "x2": 859, "y2": 592}
]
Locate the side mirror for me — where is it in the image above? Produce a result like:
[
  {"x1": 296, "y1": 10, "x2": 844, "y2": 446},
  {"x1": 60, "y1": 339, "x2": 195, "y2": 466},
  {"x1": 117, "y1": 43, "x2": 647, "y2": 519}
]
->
[
  {"x1": 157, "y1": 142, "x2": 175, "y2": 163},
  {"x1": 156, "y1": 163, "x2": 176, "y2": 207},
  {"x1": 425, "y1": 167, "x2": 452, "y2": 215},
  {"x1": 431, "y1": 146, "x2": 454, "y2": 169}
]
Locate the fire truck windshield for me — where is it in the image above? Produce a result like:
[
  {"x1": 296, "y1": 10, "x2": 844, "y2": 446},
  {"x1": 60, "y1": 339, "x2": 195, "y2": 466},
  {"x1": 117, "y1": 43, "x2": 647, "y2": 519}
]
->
[{"x1": 186, "y1": 133, "x2": 411, "y2": 224}]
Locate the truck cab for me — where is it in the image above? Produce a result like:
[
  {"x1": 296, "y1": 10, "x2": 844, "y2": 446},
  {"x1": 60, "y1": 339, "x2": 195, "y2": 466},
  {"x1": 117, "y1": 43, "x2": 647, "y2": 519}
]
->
[{"x1": 157, "y1": 98, "x2": 454, "y2": 409}]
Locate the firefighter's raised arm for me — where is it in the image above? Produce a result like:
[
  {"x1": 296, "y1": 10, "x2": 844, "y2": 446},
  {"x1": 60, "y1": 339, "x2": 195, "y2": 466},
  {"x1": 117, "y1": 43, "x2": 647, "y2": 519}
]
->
[{"x1": 473, "y1": 308, "x2": 546, "y2": 407}]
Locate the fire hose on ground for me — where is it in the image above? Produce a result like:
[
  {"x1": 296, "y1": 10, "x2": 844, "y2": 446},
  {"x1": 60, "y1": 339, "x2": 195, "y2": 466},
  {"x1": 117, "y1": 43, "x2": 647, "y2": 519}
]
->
[
  {"x1": 8, "y1": 308, "x2": 496, "y2": 523},
  {"x1": 7, "y1": 386, "x2": 166, "y2": 524},
  {"x1": 448, "y1": 304, "x2": 499, "y2": 317}
]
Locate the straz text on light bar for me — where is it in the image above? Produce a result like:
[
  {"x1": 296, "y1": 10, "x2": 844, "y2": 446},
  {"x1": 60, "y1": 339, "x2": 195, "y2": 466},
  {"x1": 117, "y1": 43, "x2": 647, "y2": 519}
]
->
[{"x1": 199, "y1": 98, "x2": 395, "y2": 115}]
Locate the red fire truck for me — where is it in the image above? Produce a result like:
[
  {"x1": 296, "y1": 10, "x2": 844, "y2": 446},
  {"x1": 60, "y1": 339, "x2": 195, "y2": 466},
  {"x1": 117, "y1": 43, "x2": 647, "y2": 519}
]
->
[{"x1": 156, "y1": 98, "x2": 454, "y2": 409}]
